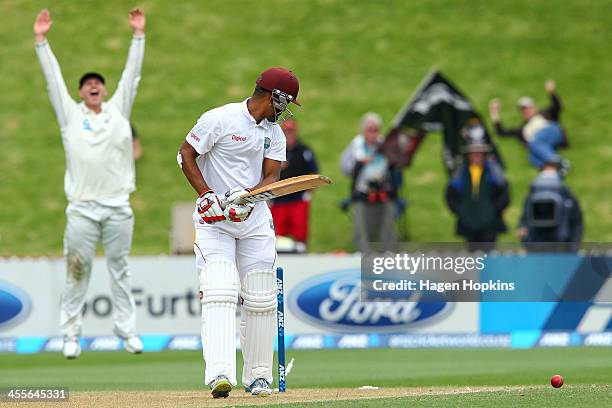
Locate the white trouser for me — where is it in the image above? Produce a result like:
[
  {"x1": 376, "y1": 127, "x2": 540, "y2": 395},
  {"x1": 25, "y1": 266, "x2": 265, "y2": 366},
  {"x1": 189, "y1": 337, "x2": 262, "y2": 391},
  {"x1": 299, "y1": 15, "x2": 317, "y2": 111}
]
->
[
  {"x1": 60, "y1": 201, "x2": 136, "y2": 338},
  {"x1": 194, "y1": 203, "x2": 277, "y2": 386}
]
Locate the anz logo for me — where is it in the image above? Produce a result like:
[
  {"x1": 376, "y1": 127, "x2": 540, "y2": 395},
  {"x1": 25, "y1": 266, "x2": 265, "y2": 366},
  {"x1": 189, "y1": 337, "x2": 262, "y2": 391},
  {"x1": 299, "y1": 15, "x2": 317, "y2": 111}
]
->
[
  {"x1": 288, "y1": 270, "x2": 452, "y2": 332},
  {"x1": 0, "y1": 282, "x2": 32, "y2": 330}
]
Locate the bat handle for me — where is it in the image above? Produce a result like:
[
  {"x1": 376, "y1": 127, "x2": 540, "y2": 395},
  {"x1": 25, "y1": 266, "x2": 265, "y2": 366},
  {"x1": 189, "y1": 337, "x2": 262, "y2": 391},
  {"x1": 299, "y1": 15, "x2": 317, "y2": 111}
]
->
[{"x1": 221, "y1": 193, "x2": 250, "y2": 209}]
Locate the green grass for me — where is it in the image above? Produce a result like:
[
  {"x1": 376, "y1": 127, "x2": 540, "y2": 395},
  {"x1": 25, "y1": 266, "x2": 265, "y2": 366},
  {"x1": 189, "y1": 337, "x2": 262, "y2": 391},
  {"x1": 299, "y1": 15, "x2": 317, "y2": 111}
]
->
[
  {"x1": 1, "y1": 348, "x2": 610, "y2": 390},
  {"x1": 262, "y1": 386, "x2": 612, "y2": 408},
  {"x1": 1, "y1": 0, "x2": 611, "y2": 255},
  {"x1": 0, "y1": 348, "x2": 610, "y2": 407}
]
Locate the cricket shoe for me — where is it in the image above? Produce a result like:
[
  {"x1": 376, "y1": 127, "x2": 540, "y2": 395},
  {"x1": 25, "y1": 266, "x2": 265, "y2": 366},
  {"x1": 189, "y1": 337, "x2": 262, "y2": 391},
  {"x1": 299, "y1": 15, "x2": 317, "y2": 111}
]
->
[
  {"x1": 249, "y1": 378, "x2": 273, "y2": 396},
  {"x1": 63, "y1": 336, "x2": 81, "y2": 359},
  {"x1": 123, "y1": 335, "x2": 143, "y2": 354},
  {"x1": 209, "y1": 375, "x2": 232, "y2": 399}
]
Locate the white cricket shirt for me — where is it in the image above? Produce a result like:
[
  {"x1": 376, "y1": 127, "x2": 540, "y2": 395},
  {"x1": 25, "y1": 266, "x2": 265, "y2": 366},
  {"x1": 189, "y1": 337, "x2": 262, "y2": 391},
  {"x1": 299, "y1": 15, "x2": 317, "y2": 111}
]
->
[
  {"x1": 185, "y1": 99, "x2": 286, "y2": 194},
  {"x1": 35, "y1": 36, "x2": 144, "y2": 205}
]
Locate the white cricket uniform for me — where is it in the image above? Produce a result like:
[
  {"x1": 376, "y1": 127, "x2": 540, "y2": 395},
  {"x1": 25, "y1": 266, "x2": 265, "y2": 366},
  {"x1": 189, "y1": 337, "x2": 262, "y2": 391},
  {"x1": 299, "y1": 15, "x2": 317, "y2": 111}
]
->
[
  {"x1": 185, "y1": 99, "x2": 286, "y2": 387},
  {"x1": 36, "y1": 35, "x2": 144, "y2": 339}
]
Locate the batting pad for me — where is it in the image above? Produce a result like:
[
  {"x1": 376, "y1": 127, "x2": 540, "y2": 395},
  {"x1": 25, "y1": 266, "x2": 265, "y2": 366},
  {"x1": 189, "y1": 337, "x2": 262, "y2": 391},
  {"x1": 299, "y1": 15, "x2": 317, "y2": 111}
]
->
[
  {"x1": 240, "y1": 268, "x2": 277, "y2": 385},
  {"x1": 239, "y1": 309, "x2": 248, "y2": 385},
  {"x1": 199, "y1": 258, "x2": 240, "y2": 386}
]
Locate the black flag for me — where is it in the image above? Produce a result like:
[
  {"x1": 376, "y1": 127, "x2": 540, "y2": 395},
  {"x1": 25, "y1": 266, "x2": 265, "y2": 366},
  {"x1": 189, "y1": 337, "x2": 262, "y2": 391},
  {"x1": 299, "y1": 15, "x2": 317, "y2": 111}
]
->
[{"x1": 381, "y1": 70, "x2": 503, "y2": 174}]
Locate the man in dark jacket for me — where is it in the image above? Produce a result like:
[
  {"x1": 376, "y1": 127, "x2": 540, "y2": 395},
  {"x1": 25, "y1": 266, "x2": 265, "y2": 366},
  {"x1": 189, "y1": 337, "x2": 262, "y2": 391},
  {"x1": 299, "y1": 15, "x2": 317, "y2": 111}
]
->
[
  {"x1": 517, "y1": 157, "x2": 583, "y2": 252},
  {"x1": 489, "y1": 80, "x2": 568, "y2": 170},
  {"x1": 446, "y1": 125, "x2": 510, "y2": 252},
  {"x1": 270, "y1": 119, "x2": 319, "y2": 251}
]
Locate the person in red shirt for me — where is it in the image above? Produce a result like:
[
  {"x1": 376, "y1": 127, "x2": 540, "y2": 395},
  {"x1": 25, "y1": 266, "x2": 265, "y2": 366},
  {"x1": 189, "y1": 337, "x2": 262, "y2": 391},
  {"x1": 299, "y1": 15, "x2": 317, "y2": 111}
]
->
[{"x1": 270, "y1": 119, "x2": 319, "y2": 251}]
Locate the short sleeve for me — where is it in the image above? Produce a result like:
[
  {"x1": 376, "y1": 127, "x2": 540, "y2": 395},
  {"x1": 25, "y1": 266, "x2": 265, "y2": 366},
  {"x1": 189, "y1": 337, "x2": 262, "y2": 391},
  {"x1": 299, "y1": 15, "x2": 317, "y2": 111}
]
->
[
  {"x1": 265, "y1": 125, "x2": 286, "y2": 161},
  {"x1": 185, "y1": 111, "x2": 223, "y2": 155}
]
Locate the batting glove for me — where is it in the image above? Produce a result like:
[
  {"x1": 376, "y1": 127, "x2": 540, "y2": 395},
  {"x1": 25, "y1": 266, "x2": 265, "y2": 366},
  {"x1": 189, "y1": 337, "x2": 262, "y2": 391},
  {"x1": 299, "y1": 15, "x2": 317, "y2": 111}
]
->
[
  {"x1": 195, "y1": 190, "x2": 225, "y2": 224},
  {"x1": 224, "y1": 202, "x2": 255, "y2": 222},
  {"x1": 221, "y1": 187, "x2": 250, "y2": 208}
]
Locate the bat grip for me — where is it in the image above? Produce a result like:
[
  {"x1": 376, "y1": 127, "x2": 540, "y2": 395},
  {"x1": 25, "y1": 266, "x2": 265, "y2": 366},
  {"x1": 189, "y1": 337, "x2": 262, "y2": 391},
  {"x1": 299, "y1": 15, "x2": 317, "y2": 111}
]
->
[{"x1": 220, "y1": 194, "x2": 249, "y2": 209}]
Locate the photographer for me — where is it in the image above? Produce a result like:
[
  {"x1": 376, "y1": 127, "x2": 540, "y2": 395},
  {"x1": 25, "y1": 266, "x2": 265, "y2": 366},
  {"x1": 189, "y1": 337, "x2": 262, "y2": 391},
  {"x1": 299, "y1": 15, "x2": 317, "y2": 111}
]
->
[
  {"x1": 341, "y1": 112, "x2": 398, "y2": 252},
  {"x1": 517, "y1": 157, "x2": 583, "y2": 251}
]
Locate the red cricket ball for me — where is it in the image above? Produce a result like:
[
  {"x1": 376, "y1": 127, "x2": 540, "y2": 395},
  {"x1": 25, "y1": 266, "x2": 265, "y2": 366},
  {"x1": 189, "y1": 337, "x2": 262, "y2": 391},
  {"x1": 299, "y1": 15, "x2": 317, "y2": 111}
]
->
[{"x1": 550, "y1": 374, "x2": 564, "y2": 388}]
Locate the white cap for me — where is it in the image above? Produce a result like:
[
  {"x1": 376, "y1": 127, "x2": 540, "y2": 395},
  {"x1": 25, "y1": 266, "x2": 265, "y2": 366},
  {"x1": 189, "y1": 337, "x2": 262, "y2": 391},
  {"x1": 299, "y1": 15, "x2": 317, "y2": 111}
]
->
[
  {"x1": 517, "y1": 96, "x2": 535, "y2": 108},
  {"x1": 360, "y1": 112, "x2": 383, "y2": 130}
]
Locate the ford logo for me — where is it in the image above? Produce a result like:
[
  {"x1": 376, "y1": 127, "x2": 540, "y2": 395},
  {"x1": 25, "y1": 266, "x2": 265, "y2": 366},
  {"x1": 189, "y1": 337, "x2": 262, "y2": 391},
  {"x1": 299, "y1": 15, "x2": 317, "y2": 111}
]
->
[
  {"x1": 288, "y1": 270, "x2": 452, "y2": 332},
  {"x1": 0, "y1": 282, "x2": 32, "y2": 330}
]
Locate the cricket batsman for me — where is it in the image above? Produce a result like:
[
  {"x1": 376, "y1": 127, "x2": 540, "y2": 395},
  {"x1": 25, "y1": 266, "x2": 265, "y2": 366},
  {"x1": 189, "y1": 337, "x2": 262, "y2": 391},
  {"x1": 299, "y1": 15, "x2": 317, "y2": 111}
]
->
[
  {"x1": 34, "y1": 8, "x2": 145, "y2": 358},
  {"x1": 177, "y1": 68, "x2": 300, "y2": 398}
]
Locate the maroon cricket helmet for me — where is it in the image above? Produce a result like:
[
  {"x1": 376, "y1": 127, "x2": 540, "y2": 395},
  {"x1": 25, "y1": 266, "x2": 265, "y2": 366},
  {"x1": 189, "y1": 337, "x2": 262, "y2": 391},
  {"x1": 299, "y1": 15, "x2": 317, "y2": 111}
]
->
[{"x1": 256, "y1": 67, "x2": 301, "y2": 106}]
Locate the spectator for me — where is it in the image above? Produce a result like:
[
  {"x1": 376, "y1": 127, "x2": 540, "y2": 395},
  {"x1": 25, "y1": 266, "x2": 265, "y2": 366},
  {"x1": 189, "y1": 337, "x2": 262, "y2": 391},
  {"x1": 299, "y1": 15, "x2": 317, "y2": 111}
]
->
[
  {"x1": 446, "y1": 124, "x2": 510, "y2": 252},
  {"x1": 131, "y1": 123, "x2": 143, "y2": 160},
  {"x1": 490, "y1": 80, "x2": 569, "y2": 170},
  {"x1": 341, "y1": 112, "x2": 398, "y2": 253},
  {"x1": 517, "y1": 157, "x2": 583, "y2": 252},
  {"x1": 270, "y1": 119, "x2": 319, "y2": 252}
]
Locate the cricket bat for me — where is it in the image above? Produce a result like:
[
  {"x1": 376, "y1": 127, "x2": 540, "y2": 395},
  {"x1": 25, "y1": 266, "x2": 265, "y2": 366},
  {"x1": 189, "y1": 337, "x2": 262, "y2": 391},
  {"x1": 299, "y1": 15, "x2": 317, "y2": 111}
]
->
[{"x1": 237, "y1": 175, "x2": 332, "y2": 205}]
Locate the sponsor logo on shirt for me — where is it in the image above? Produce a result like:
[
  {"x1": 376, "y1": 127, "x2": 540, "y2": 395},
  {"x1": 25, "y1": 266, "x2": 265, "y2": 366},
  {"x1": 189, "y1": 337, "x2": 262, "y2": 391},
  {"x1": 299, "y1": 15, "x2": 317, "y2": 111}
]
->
[
  {"x1": 82, "y1": 118, "x2": 93, "y2": 131},
  {"x1": 264, "y1": 137, "x2": 271, "y2": 149},
  {"x1": 189, "y1": 131, "x2": 200, "y2": 142},
  {"x1": 232, "y1": 134, "x2": 247, "y2": 142}
]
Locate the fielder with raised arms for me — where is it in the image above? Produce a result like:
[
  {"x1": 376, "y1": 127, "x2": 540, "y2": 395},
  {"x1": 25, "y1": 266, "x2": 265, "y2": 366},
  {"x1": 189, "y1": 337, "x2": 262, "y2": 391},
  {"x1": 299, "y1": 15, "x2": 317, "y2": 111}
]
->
[
  {"x1": 178, "y1": 68, "x2": 300, "y2": 398},
  {"x1": 34, "y1": 8, "x2": 145, "y2": 358}
]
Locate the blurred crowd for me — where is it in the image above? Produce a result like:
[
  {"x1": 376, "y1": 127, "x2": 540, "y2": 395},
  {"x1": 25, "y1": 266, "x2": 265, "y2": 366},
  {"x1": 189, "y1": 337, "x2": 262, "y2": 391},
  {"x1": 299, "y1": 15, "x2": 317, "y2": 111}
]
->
[
  {"x1": 114, "y1": 81, "x2": 584, "y2": 255},
  {"x1": 270, "y1": 80, "x2": 583, "y2": 253}
]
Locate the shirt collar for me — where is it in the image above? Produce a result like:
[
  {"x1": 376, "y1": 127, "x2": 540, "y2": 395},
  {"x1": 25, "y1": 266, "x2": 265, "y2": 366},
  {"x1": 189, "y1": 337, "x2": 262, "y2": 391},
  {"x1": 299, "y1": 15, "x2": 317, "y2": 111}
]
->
[
  {"x1": 541, "y1": 169, "x2": 560, "y2": 178},
  {"x1": 242, "y1": 98, "x2": 271, "y2": 128},
  {"x1": 79, "y1": 101, "x2": 108, "y2": 115},
  {"x1": 359, "y1": 133, "x2": 383, "y2": 148}
]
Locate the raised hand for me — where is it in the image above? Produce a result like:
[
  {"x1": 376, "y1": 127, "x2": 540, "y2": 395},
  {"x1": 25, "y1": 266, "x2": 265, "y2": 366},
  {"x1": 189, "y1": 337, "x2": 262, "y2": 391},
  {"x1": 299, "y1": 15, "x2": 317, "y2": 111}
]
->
[
  {"x1": 34, "y1": 9, "x2": 52, "y2": 41},
  {"x1": 129, "y1": 8, "x2": 146, "y2": 36},
  {"x1": 544, "y1": 79, "x2": 556, "y2": 94},
  {"x1": 489, "y1": 99, "x2": 501, "y2": 121}
]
